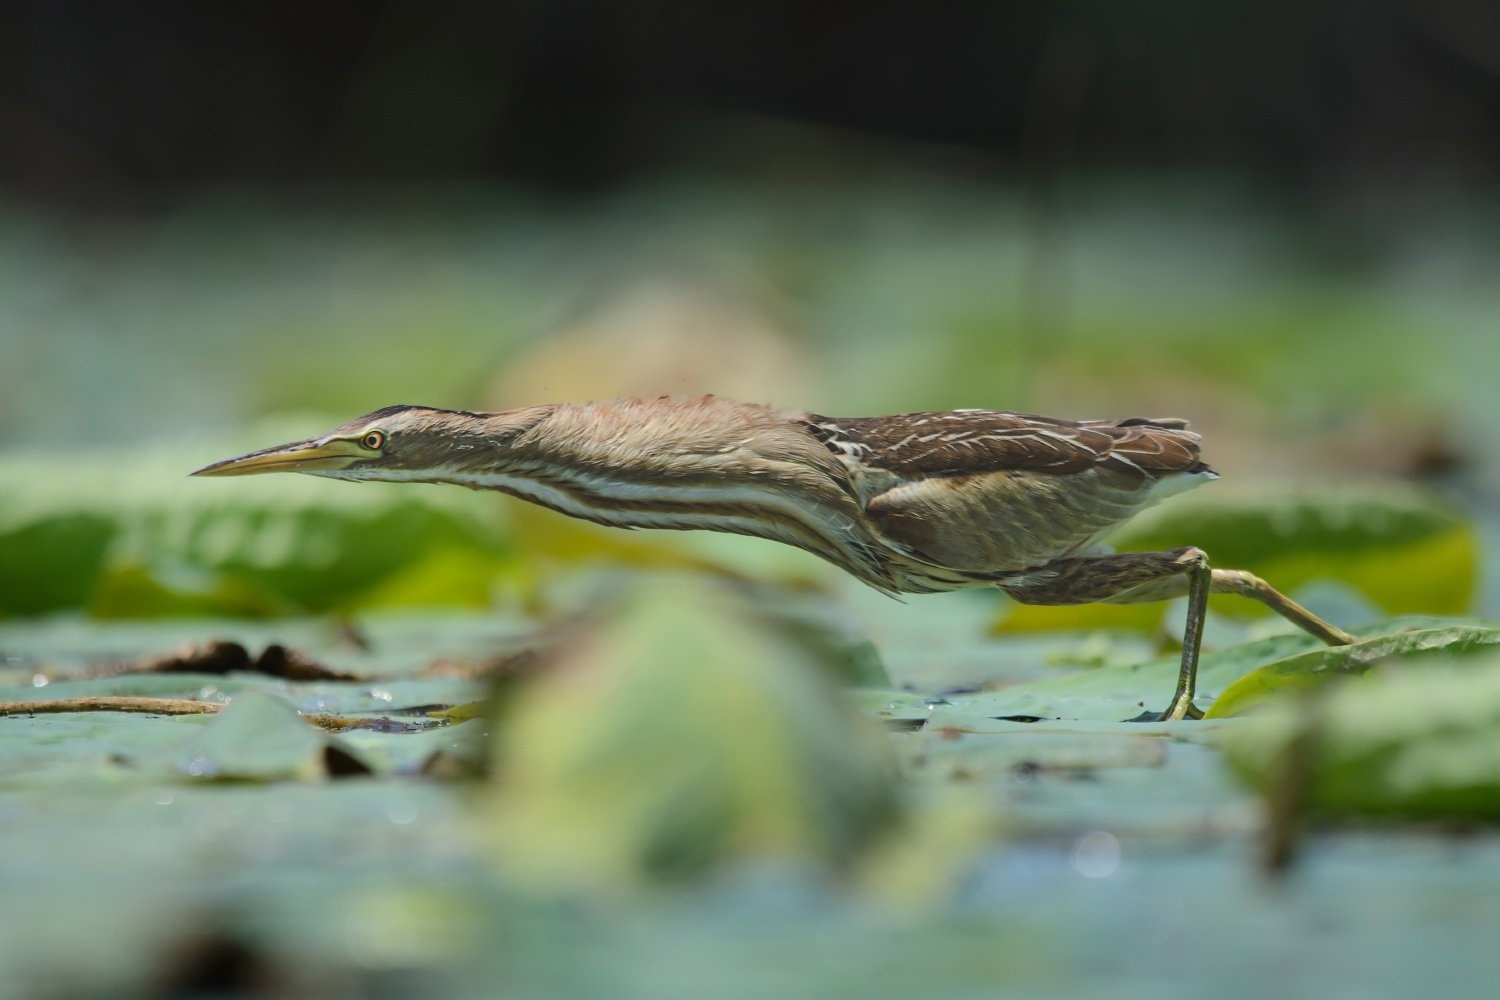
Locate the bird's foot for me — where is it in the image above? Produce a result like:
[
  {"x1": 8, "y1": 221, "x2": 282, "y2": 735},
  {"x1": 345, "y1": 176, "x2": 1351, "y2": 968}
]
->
[{"x1": 1158, "y1": 691, "x2": 1205, "y2": 721}]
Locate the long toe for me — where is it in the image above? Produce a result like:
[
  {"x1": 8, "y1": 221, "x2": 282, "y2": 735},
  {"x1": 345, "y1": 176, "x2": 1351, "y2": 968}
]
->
[{"x1": 1158, "y1": 694, "x2": 1206, "y2": 722}]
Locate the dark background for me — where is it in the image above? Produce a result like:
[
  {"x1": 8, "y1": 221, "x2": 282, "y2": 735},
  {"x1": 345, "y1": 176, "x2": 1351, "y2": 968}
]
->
[
  {"x1": 1, "y1": 0, "x2": 1495, "y2": 490},
  {"x1": 5, "y1": 0, "x2": 1498, "y2": 207}
]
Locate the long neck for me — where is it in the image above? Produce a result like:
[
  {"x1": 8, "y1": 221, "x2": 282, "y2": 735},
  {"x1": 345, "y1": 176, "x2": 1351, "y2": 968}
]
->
[{"x1": 447, "y1": 397, "x2": 900, "y2": 591}]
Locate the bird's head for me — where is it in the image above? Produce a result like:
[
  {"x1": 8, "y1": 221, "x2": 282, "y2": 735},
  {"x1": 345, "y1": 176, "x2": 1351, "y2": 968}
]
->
[{"x1": 191, "y1": 405, "x2": 547, "y2": 483}]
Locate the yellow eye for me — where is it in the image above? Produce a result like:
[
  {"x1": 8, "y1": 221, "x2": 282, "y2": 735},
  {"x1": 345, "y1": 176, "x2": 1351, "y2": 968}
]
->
[{"x1": 361, "y1": 430, "x2": 386, "y2": 450}]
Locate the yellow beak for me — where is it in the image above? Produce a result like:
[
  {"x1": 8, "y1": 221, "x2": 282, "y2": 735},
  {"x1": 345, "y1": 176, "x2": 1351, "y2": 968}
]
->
[{"x1": 191, "y1": 438, "x2": 363, "y2": 477}]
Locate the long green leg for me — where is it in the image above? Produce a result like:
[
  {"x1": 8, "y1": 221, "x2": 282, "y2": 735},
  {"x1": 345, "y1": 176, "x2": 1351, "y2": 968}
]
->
[
  {"x1": 1210, "y1": 569, "x2": 1358, "y2": 646},
  {"x1": 1160, "y1": 556, "x2": 1210, "y2": 721}
]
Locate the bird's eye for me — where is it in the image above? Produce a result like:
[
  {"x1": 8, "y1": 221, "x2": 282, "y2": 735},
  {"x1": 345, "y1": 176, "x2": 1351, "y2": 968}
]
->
[{"x1": 361, "y1": 430, "x2": 386, "y2": 450}]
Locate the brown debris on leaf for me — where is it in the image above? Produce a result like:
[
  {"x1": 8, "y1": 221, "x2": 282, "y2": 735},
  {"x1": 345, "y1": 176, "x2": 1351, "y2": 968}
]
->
[
  {"x1": 419, "y1": 648, "x2": 538, "y2": 680},
  {"x1": 253, "y1": 643, "x2": 362, "y2": 681},
  {"x1": 0, "y1": 696, "x2": 223, "y2": 717},
  {"x1": 301, "y1": 713, "x2": 446, "y2": 734},
  {"x1": 94, "y1": 640, "x2": 365, "y2": 682}
]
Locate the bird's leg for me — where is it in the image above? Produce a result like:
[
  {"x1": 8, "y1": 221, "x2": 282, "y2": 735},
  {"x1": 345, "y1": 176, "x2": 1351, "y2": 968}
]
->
[
  {"x1": 1205, "y1": 569, "x2": 1357, "y2": 647},
  {"x1": 1163, "y1": 554, "x2": 1211, "y2": 721},
  {"x1": 1000, "y1": 548, "x2": 1355, "y2": 721}
]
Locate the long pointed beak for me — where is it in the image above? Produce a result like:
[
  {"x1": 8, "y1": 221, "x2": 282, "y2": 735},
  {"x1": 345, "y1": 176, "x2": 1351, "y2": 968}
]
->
[{"x1": 191, "y1": 438, "x2": 361, "y2": 477}]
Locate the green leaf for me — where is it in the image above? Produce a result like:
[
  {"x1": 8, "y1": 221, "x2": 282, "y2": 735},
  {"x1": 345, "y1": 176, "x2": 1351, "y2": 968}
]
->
[
  {"x1": 938, "y1": 630, "x2": 1326, "y2": 721},
  {"x1": 940, "y1": 617, "x2": 1490, "y2": 722},
  {"x1": 348, "y1": 545, "x2": 510, "y2": 610},
  {"x1": 172, "y1": 690, "x2": 370, "y2": 781},
  {"x1": 430, "y1": 700, "x2": 489, "y2": 722},
  {"x1": 0, "y1": 510, "x2": 116, "y2": 615},
  {"x1": 0, "y1": 447, "x2": 511, "y2": 618},
  {"x1": 0, "y1": 710, "x2": 217, "y2": 788},
  {"x1": 337, "y1": 717, "x2": 487, "y2": 776},
  {"x1": 477, "y1": 578, "x2": 899, "y2": 886},
  {"x1": 1221, "y1": 652, "x2": 1500, "y2": 820},
  {"x1": 1206, "y1": 624, "x2": 1500, "y2": 718}
]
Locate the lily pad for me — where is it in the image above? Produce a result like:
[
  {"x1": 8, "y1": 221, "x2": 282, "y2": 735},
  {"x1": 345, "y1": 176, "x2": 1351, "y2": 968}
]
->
[
  {"x1": 337, "y1": 717, "x2": 487, "y2": 776},
  {"x1": 938, "y1": 631, "x2": 1325, "y2": 722},
  {"x1": 1206, "y1": 624, "x2": 1500, "y2": 718},
  {"x1": 171, "y1": 691, "x2": 371, "y2": 781},
  {"x1": 0, "y1": 710, "x2": 216, "y2": 787},
  {"x1": 1222, "y1": 652, "x2": 1500, "y2": 820},
  {"x1": 0, "y1": 449, "x2": 512, "y2": 618},
  {"x1": 938, "y1": 617, "x2": 1491, "y2": 722}
]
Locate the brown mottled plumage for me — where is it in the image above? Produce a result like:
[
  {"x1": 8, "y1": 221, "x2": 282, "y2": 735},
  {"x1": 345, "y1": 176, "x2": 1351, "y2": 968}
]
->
[
  {"x1": 193, "y1": 395, "x2": 1355, "y2": 720},
  {"x1": 800, "y1": 408, "x2": 1213, "y2": 591}
]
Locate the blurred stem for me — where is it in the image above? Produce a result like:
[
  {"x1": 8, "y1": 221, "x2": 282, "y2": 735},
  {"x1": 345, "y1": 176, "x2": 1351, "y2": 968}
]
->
[{"x1": 1260, "y1": 689, "x2": 1326, "y2": 880}]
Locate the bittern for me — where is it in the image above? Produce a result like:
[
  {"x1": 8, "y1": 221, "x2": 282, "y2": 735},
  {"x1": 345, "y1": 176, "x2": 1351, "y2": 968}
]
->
[{"x1": 193, "y1": 395, "x2": 1356, "y2": 719}]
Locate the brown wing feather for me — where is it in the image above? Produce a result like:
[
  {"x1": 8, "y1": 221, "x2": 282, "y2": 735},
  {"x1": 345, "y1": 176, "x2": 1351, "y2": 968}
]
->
[
  {"x1": 1080, "y1": 418, "x2": 1209, "y2": 475},
  {"x1": 803, "y1": 410, "x2": 1210, "y2": 479}
]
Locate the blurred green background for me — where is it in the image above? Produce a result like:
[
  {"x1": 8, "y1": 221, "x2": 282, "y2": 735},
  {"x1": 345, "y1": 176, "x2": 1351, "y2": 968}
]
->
[
  {"x1": 3, "y1": 2, "x2": 1500, "y2": 998},
  {"x1": 3, "y1": 2, "x2": 1498, "y2": 618}
]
